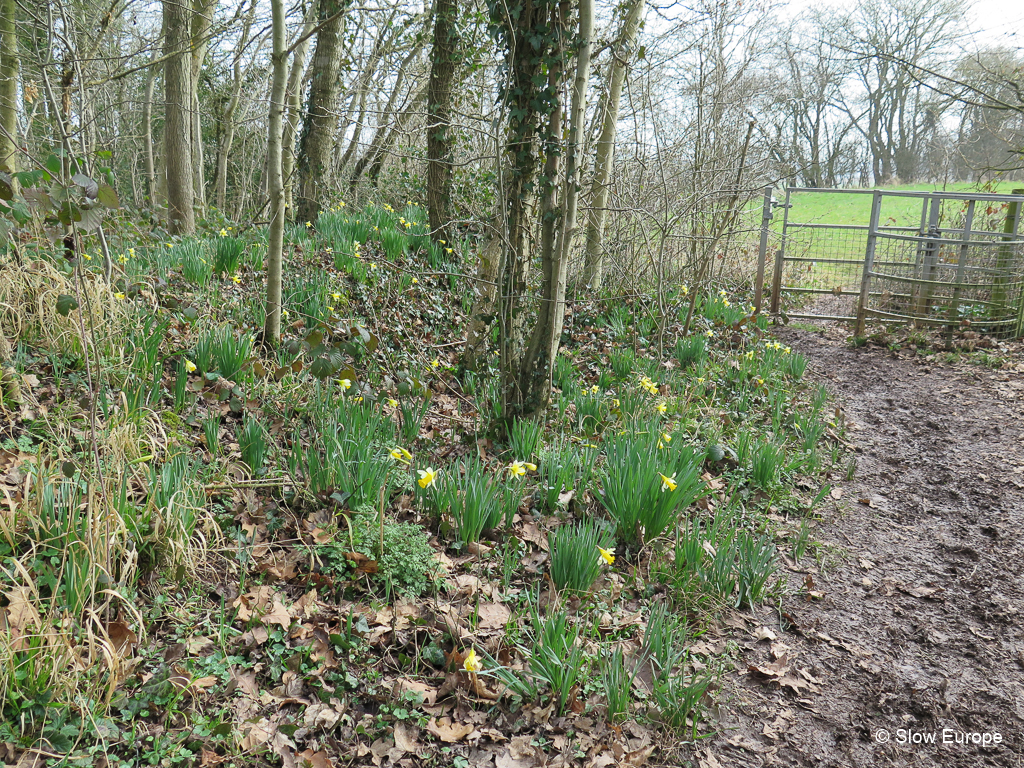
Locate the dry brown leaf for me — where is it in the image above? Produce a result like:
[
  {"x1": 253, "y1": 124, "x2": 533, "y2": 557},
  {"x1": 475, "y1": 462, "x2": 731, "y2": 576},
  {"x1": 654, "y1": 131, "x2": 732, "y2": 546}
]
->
[
  {"x1": 231, "y1": 668, "x2": 260, "y2": 699},
  {"x1": 393, "y1": 677, "x2": 438, "y2": 706},
  {"x1": 425, "y1": 717, "x2": 474, "y2": 743},
  {"x1": 393, "y1": 721, "x2": 420, "y2": 753},
  {"x1": 103, "y1": 621, "x2": 138, "y2": 654},
  {"x1": 295, "y1": 749, "x2": 333, "y2": 768},
  {"x1": 262, "y1": 600, "x2": 292, "y2": 630},
  {"x1": 476, "y1": 602, "x2": 511, "y2": 630}
]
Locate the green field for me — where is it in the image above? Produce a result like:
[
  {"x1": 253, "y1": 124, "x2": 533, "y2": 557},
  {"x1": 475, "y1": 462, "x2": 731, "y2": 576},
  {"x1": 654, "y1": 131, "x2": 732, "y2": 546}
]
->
[{"x1": 778, "y1": 182, "x2": 1020, "y2": 229}]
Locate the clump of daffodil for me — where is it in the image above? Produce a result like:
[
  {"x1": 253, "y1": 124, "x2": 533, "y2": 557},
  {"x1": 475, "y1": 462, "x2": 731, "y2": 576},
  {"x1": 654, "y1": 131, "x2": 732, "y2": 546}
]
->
[
  {"x1": 598, "y1": 546, "x2": 615, "y2": 565},
  {"x1": 639, "y1": 375, "x2": 659, "y2": 396},
  {"x1": 390, "y1": 447, "x2": 413, "y2": 464},
  {"x1": 463, "y1": 648, "x2": 482, "y2": 673},
  {"x1": 660, "y1": 473, "x2": 677, "y2": 492},
  {"x1": 508, "y1": 460, "x2": 537, "y2": 477},
  {"x1": 417, "y1": 467, "x2": 438, "y2": 489}
]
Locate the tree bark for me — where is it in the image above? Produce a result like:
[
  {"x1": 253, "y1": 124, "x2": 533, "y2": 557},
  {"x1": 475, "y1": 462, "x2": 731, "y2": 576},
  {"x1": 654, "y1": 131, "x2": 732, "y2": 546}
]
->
[
  {"x1": 142, "y1": 43, "x2": 159, "y2": 206},
  {"x1": 580, "y1": 0, "x2": 645, "y2": 292},
  {"x1": 214, "y1": 2, "x2": 259, "y2": 212},
  {"x1": 283, "y1": 5, "x2": 318, "y2": 219},
  {"x1": 0, "y1": 0, "x2": 18, "y2": 177},
  {"x1": 264, "y1": 0, "x2": 288, "y2": 346},
  {"x1": 190, "y1": 0, "x2": 214, "y2": 214},
  {"x1": 295, "y1": 0, "x2": 347, "y2": 224},
  {"x1": 164, "y1": 0, "x2": 195, "y2": 234},
  {"x1": 426, "y1": 0, "x2": 459, "y2": 244}
]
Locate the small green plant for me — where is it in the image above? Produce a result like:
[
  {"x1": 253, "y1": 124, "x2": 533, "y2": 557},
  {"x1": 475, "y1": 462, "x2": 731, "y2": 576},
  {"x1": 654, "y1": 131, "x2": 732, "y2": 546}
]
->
[
  {"x1": 433, "y1": 456, "x2": 510, "y2": 544},
  {"x1": 509, "y1": 417, "x2": 542, "y2": 462},
  {"x1": 398, "y1": 396, "x2": 431, "y2": 443},
  {"x1": 203, "y1": 415, "x2": 220, "y2": 455},
  {"x1": 380, "y1": 228, "x2": 408, "y2": 260},
  {"x1": 751, "y1": 441, "x2": 786, "y2": 489},
  {"x1": 213, "y1": 235, "x2": 244, "y2": 277},
  {"x1": 525, "y1": 603, "x2": 589, "y2": 715},
  {"x1": 609, "y1": 349, "x2": 636, "y2": 379},
  {"x1": 573, "y1": 389, "x2": 606, "y2": 437},
  {"x1": 193, "y1": 325, "x2": 253, "y2": 381},
  {"x1": 553, "y1": 353, "x2": 575, "y2": 393},
  {"x1": 600, "y1": 645, "x2": 638, "y2": 722},
  {"x1": 784, "y1": 351, "x2": 808, "y2": 379},
  {"x1": 548, "y1": 520, "x2": 614, "y2": 594},
  {"x1": 177, "y1": 239, "x2": 212, "y2": 286},
  {"x1": 674, "y1": 335, "x2": 707, "y2": 369},
  {"x1": 734, "y1": 532, "x2": 778, "y2": 607},
  {"x1": 600, "y1": 429, "x2": 705, "y2": 549},
  {"x1": 239, "y1": 416, "x2": 268, "y2": 474}
]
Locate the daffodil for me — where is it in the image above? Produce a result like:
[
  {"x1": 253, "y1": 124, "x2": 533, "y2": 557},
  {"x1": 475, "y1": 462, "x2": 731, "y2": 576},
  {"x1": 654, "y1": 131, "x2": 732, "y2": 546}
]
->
[
  {"x1": 756, "y1": 377, "x2": 764, "y2": 386},
  {"x1": 114, "y1": 292, "x2": 125, "y2": 300},
  {"x1": 656, "y1": 402, "x2": 667, "y2": 414},
  {"x1": 118, "y1": 253, "x2": 128, "y2": 264},
  {"x1": 417, "y1": 467, "x2": 438, "y2": 489},
  {"x1": 681, "y1": 284, "x2": 689, "y2": 296},
  {"x1": 431, "y1": 359, "x2": 440, "y2": 368},
  {"x1": 660, "y1": 473, "x2": 677, "y2": 492},
  {"x1": 338, "y1": 378, "x2": 352, "y2": 390},
  {"x1": 83, "y1": 253, "x2": 92, "y2": 261},
  {"x1": 705, "y1": 329, "x2": 714, "y2": 338},
  {"x1": 370, "y1": 263, "x2": 377, "y2": 270},
  {"x1": 231, "y1": 274, "x2": 241, "y2": 284},
  {"x1": 339, "y1": 201, "x2": 346, "y2": 208},
  {"x1": 128, "y1": 248, "x2": 135, "y2": 258},
  {"x1": 508, "y1": 460, "x2": 537, "y2": 477},
  {"x1": 784, "y1": 346, "x2": 792, "y2": 354},
  {"x1": 463, "y1": 648, "x2": 482, "y2": 672},
  {"x1": 722, "y1": 299, "x2": 731, "y2": 307},
  {"x1": 305, "y1": 221, "x2": 312, "y2": 227},
  {"x1": 411, "y1": 277, "x2": 418, "y2": 284},
  {"x1": 745, "y1": 350, "x2": 754, "y2": 360},
  {"x1": 390, "y1": 447, "x2": 413, "y2": 464},
  {"x1": 597, "y1": 546, "x2": 615, "y2": 565},
  {"x1": 590, "y1": 384, "x2": 599, "y2": 393},
  {"x1": 219, "y1": 228, "x2": 227, "y2": 237},
  {"x1": 184, "y1": 359, "x2": 197, "y2": 373},
  {"x1": 326, "y1": 247, "x2": 333, "y2": 254},
  {"x1": 388, "y1": 398, "x2": 398, "y2": 408},
  {"x1": 445, "y1": 248, "x2": 453, "y2": 254},
  {"x1": 331, "y1": 292, "x2": 341, "y2": 301}
]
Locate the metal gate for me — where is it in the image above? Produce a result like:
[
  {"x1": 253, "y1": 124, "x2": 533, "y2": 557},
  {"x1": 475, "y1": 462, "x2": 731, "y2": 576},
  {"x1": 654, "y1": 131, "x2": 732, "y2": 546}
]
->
[{"x1": 755, "y1": 187, "x2": 1024, "y2": 338}]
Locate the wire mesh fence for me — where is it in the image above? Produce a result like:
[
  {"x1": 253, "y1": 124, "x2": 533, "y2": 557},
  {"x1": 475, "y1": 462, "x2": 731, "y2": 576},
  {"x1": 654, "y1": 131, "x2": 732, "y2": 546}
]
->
[{"x1": 762, "y1": 187, "x2": 1024, "y2": 338}]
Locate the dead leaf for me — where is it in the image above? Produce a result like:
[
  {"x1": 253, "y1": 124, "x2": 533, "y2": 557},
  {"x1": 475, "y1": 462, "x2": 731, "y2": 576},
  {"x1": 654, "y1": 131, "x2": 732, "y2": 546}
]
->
[
  {"x1": 393, "y1": 721, "x2": 420, "y2": 753},
  {"x1": 752, "y1": 626, "x2": 777, "y2": 642},
  {"x1": 103, "y1": 621, "x2": 138, "y2": 654},
  {"x1": 902, "y1": 585, "x2": 944, "y2": 599},
  {"x1": 476, "y1": 602, "x2": 511, "y2": 631},
  {"x1": 295, "y1": 750, "x2": 333, "y2": 768},
  {"x1": 425, "y1": 717, "x2": 474, "y2": 743}
]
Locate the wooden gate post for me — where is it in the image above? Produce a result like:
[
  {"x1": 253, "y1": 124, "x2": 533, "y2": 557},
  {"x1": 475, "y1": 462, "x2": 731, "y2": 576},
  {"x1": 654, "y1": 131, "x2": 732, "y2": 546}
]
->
[
  {"x1": 855, "y1": 190, "x2": 883, "y2": 336},
  {"x1": 753, "y1": 185, "x2": 773, "y2": 314}
]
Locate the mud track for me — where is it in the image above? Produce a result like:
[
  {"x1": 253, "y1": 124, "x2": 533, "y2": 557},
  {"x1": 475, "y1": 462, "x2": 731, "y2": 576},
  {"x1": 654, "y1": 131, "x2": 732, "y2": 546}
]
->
[{"x1": 707, "y1": 327, "x2": 1024, "y2": 768}]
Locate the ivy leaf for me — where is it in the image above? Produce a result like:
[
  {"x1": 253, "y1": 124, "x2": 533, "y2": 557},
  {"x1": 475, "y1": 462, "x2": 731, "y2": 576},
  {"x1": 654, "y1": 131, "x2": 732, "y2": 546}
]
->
[{"x1": 56, "y1": 294, "x2": 79, "y2": 316}]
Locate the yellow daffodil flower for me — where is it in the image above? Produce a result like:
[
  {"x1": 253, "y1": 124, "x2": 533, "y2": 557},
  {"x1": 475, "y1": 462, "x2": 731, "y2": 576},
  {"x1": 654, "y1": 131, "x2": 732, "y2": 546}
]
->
[
  {"x1": 612, "y1": 398, "x2": 621, "y2": 408},
  {"x1": 509, "y1": 460, "x2": 537, "y2": 477},
  {"x1": 219, "y1": 228, "x2": 227, "y2": 237},
  {"x1": 431, "y1": 359, "x2": 440, "y2": 368},
  {"x1": 590, "y1": 384, "x2": 599, "y2": 393},
  {"x1": 305, "y1": 221, "x2": 312, "y2": 227},
  {"x1": 439, "y1": 240, "x2": 446, "y2": 245},
  {"x1": 412, "y1": 277, "x2": 418, "y2": 284},
  {"x1": 231, "y1": 274, "x2": 241, "y2": 284},
  {"x1": 83, "y1": 253, "x2": 92, "y2": 261},
  {"x1": 597, "y1": 546, "x2": 615, "y2": 565},
  {"x1": 128, "y1": 248, "x2": 135, "y2": 258},
  {"x1": 660, "y1": 473, "x2": 678, "y2": 492},
  {"x1": 326, "y1": 247, "x2": 333, "y2": 254},
  {"x1": 338, "y1": 378, "x2": 352, "y2": 390},
  {"x1": 681, "y1": 284, "x2": 689, "y2": 296},
  {"x1": 418, "y1": 467, "x2": 438, "y2": 489},
  {"x1": 697, "y1": 377, "x2": 706, "y2": 384},
  {"x1": 745, "y1": 350, "x2": 754, "y2": 360},
  {"x1": 784, "y1": 346, "x2": 792, "y2": 354},
  {"x1": 718, "y1": 289, "x2": 727, "y2": 297},
  {"x1": 390, "y1": 447, "x2": 413, "y2": 464},
  {"x1": 756, "y1": 377, "x2": 765, "y2": 386},
  {"x1": 656, "y1": 402, "x2": 667, "y2": 414},
  {"x1": 463, "y1": 648, "x2": 482, "y2": 672},
  {"x1": 339, "y1": 201, "x2": 346, "y2": 207},
  {"x1": 114, "y1": 292, "x2": 125, "y2": 300},
  {"x1": 118, "y1": 253, "x2": 128, "y2": 264},
  {"x1": 445, "y1": 248, "x2": 453, "y2": 254},
  {"x1": 705, "y1": 329, "x2": 714, "y2": 338},
  {"x1": 184, "y1": 359, "x2": 197, "y2": 373}
]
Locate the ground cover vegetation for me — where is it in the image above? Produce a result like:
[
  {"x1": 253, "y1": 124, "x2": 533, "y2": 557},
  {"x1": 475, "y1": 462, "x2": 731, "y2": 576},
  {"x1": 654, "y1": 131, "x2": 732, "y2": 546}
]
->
[
  {"x1": 0, "y1": 198, "x2": 847, "y2": 765},
  {"x1": 0, "y1": 0, "x2": 1019, "y2": 763}
]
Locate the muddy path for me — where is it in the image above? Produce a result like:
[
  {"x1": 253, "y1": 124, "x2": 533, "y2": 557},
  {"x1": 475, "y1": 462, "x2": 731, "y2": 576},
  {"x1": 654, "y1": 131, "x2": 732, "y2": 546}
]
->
[{"x1": 705, "y1": 326, "x2": 1024, "y2": 768}]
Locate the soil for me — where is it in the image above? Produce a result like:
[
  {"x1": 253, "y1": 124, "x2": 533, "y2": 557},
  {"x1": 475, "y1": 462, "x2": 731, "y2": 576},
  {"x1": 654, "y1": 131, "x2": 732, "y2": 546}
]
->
[{"x1": 704, "y1": 324, "x2": 1024, "y2": 768}]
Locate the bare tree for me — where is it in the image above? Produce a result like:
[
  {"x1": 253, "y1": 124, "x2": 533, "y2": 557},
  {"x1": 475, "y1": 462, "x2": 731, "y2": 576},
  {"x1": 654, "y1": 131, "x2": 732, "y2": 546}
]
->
[{"x1": 164, "y1": 0, "x2": 195, "y2": 234}]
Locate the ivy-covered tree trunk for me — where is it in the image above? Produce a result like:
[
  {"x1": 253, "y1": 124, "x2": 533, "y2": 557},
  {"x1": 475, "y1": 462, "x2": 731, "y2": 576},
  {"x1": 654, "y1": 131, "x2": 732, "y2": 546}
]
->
[
  {"x1": 163, "y1": 0, "x2": 195, "y2": 235},
  {"x1": 296, "y1": 0, "x2": 347, "y2": 225},
  {"x1": 426, "y1": 0, "x2": 459, "y2": 245},
  {"x1": 488, "y1": 0, "x2": 571, "y2": 422}
]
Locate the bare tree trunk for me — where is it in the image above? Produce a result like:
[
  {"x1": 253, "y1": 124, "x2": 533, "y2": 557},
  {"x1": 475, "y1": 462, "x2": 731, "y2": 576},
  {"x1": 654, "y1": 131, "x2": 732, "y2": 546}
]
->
[
  {"x1": 296, "y1": 0, "x2": 346, "y2": 224},
  {"x1": 164, "y1": 0, "x2": 195, "y2": 234},
  {"x1": 426, "y1": 0, "x2": 459, "y2": 244},
  {"x1": 214, "y1": 3, "x2": 258, "y2": 212},
  {"x1": 580, "y1": 0, "x2": 644, "y2": 292},
  {"x1": 282, "y1": 5, "x2": 318, "y2": 219},
  {"x1": 264, "y1": 0, "x2": 287, "y2": 346},
  {"x1": 462, "y1": 228, "x2": 501, "y2": 371},
  {"x1": 0, "y1": 0, "x2": 18, "y2": 177},
  {"x1": 190, "y1": 0, "x2": 214, "y2": 215},
  {"x1": 142, "y1": 44, "x2": 159, "y2": 206}
]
